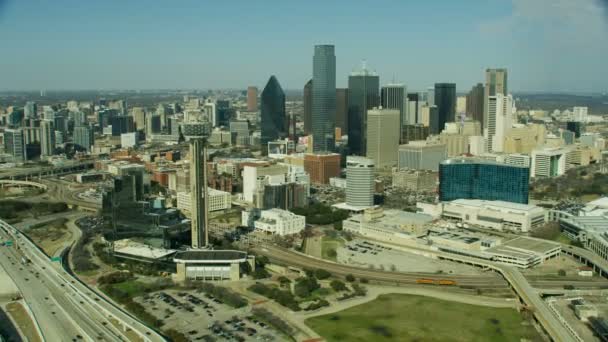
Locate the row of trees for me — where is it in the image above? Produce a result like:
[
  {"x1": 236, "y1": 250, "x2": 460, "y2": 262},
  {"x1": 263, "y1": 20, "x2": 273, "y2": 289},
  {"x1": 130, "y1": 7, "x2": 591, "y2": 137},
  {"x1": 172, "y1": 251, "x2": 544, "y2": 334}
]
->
[
  {"x1": 195, "y1": 283, "x2": 247, "y2": 308},
  {"x1": 290, "y1": 203, "x2": 349, "y2": 225},
  {"x1": 248, "y1": 283, "x2": 300, "y2": 311}
]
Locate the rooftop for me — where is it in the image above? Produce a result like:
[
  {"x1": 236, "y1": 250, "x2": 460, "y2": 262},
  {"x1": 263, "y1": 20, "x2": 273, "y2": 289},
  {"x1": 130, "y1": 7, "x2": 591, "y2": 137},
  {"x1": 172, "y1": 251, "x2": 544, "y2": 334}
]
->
[
  {"x1": 113, "y1": 239, "x2": 177, "y2": 260},
  {"x1": 449, "y1": 199, "x2": 543, "y2": 213},
  {"x1": 440, "y1": 157, "x2": 528, "y2": 169},
  {"x1": 173, "y1": 250, "x2": 248, "y2": 262}
]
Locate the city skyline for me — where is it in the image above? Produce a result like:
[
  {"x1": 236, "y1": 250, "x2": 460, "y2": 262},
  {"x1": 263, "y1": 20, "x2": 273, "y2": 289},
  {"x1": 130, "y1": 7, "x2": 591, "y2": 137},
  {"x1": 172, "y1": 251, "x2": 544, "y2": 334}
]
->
[{"x1": 1, "y1": 0, "x2": 607, "y2": 92}]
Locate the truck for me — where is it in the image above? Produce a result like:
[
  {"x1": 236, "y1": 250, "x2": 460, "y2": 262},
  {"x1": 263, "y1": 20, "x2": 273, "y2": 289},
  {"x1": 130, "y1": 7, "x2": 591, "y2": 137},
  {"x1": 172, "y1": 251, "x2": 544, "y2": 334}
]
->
[{"x1": 20, "y1": 257, "x2": 30, "y2": 265}]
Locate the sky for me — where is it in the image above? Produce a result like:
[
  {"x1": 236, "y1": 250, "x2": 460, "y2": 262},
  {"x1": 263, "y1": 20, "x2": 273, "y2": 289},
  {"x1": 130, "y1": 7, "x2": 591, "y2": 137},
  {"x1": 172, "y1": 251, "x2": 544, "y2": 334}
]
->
[{"x1": 0, "y1": 0, "x2": 607, "y2": 93}]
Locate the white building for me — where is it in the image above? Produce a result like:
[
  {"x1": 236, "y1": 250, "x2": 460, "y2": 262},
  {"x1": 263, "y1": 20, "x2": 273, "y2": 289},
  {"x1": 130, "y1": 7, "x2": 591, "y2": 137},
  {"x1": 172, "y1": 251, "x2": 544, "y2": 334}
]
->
[
  {"x1": 242, "y1": 164, "x2": 287, "y2": 203},
  {"x1": 505, "y1": 153, "x2": 531, "y2": 168},
  {"x1": 176, "y1": 187, "x2": 231, "y2": 213},
  {"x1": 366, "y1": 107, "x2": 400, "y2": 168},
  {"x1": 468, "y1": 135, "x2": 486, "y2": 156},
  {"x1": 420, "y1": 199, "x2": 546, "y2": 233},
  {"x1": 484, "y1": 93, "x2": 513, "y2": 153},
  {"x1": 241, "y1": 208, "x2": 305, "y2": 236},
  {"x1": 346, "y1": 156, "x2": 375, "y2": 208},
  {"x1": 343, "y1": 208, "x2": 432, "y2": 246},
  {"x1": 121, "y1": 132, "x2": 138, "y2": 148},
  {"x1": 531, "y1": 147, "x2": 570, "y2": 178},
  {"x1": 573, "y1": 106, "x2": 588, "y2": 123}
]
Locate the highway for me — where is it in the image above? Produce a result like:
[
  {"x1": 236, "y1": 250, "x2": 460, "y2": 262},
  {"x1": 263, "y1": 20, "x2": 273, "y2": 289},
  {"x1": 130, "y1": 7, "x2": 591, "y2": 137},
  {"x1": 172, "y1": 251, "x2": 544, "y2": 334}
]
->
[{"x1": 0, "y1": 219, "x2": 166, "y2": 342}]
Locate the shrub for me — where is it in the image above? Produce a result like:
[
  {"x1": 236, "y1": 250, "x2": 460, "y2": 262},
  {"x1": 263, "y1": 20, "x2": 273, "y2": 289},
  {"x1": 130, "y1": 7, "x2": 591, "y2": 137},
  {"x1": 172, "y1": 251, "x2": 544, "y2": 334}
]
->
[
  {"x1": 345, "y1": 274, "x2": 355, "y2": 282},
  {"x1": 330, "y1": 280, "x2": 347, "y2": 292},
  {"x1": 314, "y1": 269, "x2": 331, "y2": 280}
]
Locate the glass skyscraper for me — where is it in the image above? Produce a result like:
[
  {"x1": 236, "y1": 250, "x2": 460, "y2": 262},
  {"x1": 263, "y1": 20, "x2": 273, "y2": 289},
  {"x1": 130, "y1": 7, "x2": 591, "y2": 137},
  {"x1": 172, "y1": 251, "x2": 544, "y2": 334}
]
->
[
  {"x1": 439, "y1": 158, "x2": 530, "y2": 204},
  {"x1": 347, "y1": 63, "x2": 379, "y2": 156},
  {"x1": 260, "y1": 75, "x2": 286, "y2": 154},
  {"x1": 312, "y1": 45, "x2": 336, "y2": 152},
  {"x1": 434, "y1": 83, "x2": 456, "y2": 134}
]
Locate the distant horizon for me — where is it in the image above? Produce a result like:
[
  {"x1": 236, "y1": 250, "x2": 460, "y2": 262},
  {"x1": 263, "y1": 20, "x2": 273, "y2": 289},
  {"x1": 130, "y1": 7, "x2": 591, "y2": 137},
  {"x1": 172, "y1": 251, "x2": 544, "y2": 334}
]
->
[{"x1": 1, "y1": 1, "x2": 607, "y2": 92}]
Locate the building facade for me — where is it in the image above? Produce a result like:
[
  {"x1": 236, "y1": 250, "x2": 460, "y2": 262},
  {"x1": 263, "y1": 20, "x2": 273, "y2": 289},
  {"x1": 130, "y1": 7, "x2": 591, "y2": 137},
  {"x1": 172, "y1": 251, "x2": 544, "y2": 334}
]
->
[
  {"x1": 260, "y1": 76, "x2": 286, "y2": 154},
  {"x1": 303, "y1": 153, "x2": 341, "y2": 185},
  {"x1": 434, "y1": 83, "x2": 456, "y2": 134},
  {"x1": 347, "y1": 63, "x2": 380, "y2": 156},
  {"x1": 312, "y1": 45, "x2": 336, "y2": 152},
  {"x1": 398, "y1": 141, "x2": 447, "y2": 171},
  {"x1": 346, "y1": 156, "x2": 375, "y2": 208},
  {"x1": 366, "y1": 108, "x2": 400, "y2": 168}
]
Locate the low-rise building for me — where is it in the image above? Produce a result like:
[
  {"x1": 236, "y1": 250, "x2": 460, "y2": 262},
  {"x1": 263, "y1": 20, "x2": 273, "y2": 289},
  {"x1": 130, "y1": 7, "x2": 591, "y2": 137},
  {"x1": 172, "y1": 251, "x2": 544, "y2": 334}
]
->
[
  {"x1": 391, "y1": 168, "x2": 437, "y2": 191},
  {"x1": 176, "y1": 187, "x2": 232, "y2": 214},
  {"x1": 241, "y1": 208, "x2": 305, "y2": 236},
  {"x1": 420, "y1": 199, "x2": 546, "y2": 233}
]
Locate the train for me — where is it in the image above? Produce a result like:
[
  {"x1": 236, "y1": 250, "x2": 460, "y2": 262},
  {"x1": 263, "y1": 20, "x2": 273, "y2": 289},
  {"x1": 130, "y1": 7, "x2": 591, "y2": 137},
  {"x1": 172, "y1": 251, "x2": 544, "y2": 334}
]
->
[{"x1": 416, "y1": 278, "x2": 457, "y2": 286}]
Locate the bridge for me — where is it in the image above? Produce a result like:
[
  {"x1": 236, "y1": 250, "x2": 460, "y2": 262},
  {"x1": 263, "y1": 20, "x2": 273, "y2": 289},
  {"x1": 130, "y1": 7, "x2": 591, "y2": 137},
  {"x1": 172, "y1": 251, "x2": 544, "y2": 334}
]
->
[
  {"x1": 0, "y1": 180, "x2": 48, "y2": 190},
  {"x1": 0, "y1": 161, "x2": 94, "y2": 180}
]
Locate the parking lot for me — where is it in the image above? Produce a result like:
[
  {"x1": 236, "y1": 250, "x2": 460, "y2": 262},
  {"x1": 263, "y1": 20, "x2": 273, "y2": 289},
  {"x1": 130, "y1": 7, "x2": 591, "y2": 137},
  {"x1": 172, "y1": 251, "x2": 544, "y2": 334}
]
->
[
  {"x1": 135, "y1": 289, "x2": 282, "y2": 341},
  {"x1": 337, "y1": 239, "x2": 484, "y2": 275}
]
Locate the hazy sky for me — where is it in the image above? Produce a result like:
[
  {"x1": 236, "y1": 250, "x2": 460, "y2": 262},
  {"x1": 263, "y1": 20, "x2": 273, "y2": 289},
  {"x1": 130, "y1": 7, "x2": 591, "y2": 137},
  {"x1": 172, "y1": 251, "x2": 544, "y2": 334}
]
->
[{"x1": 1, "y1": 0, "x2": 607, "y2": 92}]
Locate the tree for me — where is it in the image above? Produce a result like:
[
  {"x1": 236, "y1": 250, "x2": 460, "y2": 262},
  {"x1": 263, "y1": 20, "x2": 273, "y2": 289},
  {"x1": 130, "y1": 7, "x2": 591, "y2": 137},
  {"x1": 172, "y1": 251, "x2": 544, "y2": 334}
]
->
[
  {"x1": 333, "y1": 221, "x2": 343, "y2": 231},
  {"x1": 278, "y1": 276, "x2": 291, "y2": 287},
  {"x1": 314, "y1": 269, "x2": 331, "y2": 280},
  {"x1": 326, "y1": 249, "x2": 337, "y2": 259},
  {"x1": 330, "y1": 280, "x2": 347, "y2": 292},
  {"x1": 345, "y1": 274, "x2": 355, "y2": 282},
  {"x1": 557, "y1": 269, "x2": 566, "y2": 276}
]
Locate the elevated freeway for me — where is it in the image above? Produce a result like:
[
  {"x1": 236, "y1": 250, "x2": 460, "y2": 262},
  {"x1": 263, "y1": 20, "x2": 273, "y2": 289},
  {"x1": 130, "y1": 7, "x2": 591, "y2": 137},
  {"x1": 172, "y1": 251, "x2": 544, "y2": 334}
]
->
[{"x1": 0, "y1": 160, "x2": 94, "y2": 180}]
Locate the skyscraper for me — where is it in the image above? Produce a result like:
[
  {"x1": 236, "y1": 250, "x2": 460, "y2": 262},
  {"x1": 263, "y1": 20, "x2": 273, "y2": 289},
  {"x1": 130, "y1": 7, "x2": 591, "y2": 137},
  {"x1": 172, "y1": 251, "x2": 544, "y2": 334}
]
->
[
  {"x1": 347, "y1": 62, "x2": 379, "y2": 156},
  {"x1": 190, "y1": 138, "x2": 209, "y2": 249},
  {"x1": 312, "y1": 45, "x2": 336, "y2": 152},
  {"x1": 303, "y1": 79, "x2": 313, "y2": 135},
  {"x1": 4, "y1": 128, "x2": 25, "y2": 161},
  {"x1": 467, "y1": 83, "x2": 484, "y2": 129},
  {"x1": 434, "y1": 83, "x2": 456, "y2": 133},
  {"x1": 247, "y1": 86, "x2": 258, "y2": 112},
  {"x1": 260, "y1": 75, "x2": 286, "y2": 154},
  {"x1": 335, "y1": 88, "x2": 348, "y2": 132},
  {"x1": 484, "y1": 68, "x2": 508, "y2": 133},
  {"x1": 73, "y1": 125, "x2": 94, "y2": 152},
  {"x1": 439, "y1": 158, "x2": 529, "y2": 204},
  {"x1": 426, "y1": 87, "x2": 435, "y2": 106},
  {"x1": 131, "y1": 107, "x2": 146, "y2": 131},
  {"x1": 346, "y1": 156, "x2": 375, "y2": 208},
  {"x1": 366, "y1": 108, "x2": 400, "y2": 168},
  {"x1": 485, "y1": 94, "x2": 514, "y2": 153},
  {"x1": 40, "y1": 120, "x2": 55, "y2": 157},
  {"x1": 381, "y1": 84, "x2": 406, "y2": 142},
  {"x1": 406, "y1": 93, "x2": 421, "y2": 125},
  {"x1": 24, "y1": 101, "x2": 37, "y2": 119}
]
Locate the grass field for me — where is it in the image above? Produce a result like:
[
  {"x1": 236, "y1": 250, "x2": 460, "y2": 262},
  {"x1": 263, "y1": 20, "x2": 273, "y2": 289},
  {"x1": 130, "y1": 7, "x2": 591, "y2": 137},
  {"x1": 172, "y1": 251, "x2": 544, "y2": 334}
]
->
[
  {"x1": 306, "y1": 294, "x2": 542, "y2": 342},
  {"x1": 321, "y1": 236, "x2": 344, "y2": 261},
  {"x1": 6, "y1": 302, "x2": 42, "y2": 342}
]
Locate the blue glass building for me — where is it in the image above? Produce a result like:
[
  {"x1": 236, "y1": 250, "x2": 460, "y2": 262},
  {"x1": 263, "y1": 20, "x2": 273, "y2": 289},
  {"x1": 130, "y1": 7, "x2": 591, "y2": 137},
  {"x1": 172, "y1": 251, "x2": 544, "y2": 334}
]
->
[{"x1": 439, "y1": 158, "x2": 530, "y2": 204}]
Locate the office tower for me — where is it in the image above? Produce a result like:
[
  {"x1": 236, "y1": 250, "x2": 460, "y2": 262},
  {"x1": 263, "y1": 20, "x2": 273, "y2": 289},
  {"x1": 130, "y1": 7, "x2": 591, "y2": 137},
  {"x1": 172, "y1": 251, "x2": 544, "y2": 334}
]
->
[
  {"x1": 216, "y1": 100, "x2": 231, "y2": 127},
  {"x1": 110, "y1": 116, "x2": 134, "y2": 136},
  {"x1": 98, "y1": 109, "x2": 118, "y2": 129},
  {"x1": 169, "y1": 116, "x2": 181, "y2": 137},
  {"x1": 336, "y1": 88, "x2": 348, "y2": 132},
  {"x1": 457, "y1": 96, "x2": 467, "y2": 115},
  {"x1": 531, "y1": 148, "x2": 570, "y2": 178},
  {"x1": 484, "y1": 94, "x2": 513, "y2": 153},
  {"x1": 40, "y1": 120, "x2": 55, "y2": 157},
  {"x1": 484, "y1": 68, "x2": 508, "y2": 132},
  {"x1": 381, "y1": 84, "x2": 407, "y2": 142},
  {"x1": 190, "y1": 138, "x2": 209, "y2": 249},
  {"x1": 366, "y1": 108, "x2": 400, "y2": 168},
  {"x1": 467, "y1": 83, "x2": 484, "y2": 128},
  {"x1": 427, "y1": 105, "x2": 440, "y2": 134},
  {"x1": 347, "y1": 62, "x2": 380, "y2": 155},
  {"x1": 406, "y1": 93, "x2": 421, "y2": 125},
  {"x1": 4, "y1": 128, "x2": 25, "y2": 161},
  {"x1": 303, "y1": 153, "x2": 341, "y2": 185},
  {"x1": 426, "y1": 87, "x2": 435, "y2": 106},
  {"x1": 146, "y1": 114, "x2": 162, "y2": 137},
  {"x1": 247, "y1": 86, "x2": 258, "y2": 112},
  {"x1": 131, "y1": 107, "x2": 146, "y2": 131},
  {"x1": 434, "y1": 83, "x2": 456, "y2": 134},
  {"x1": 573, "y1": 107, "x2": 588, "y2": 122},
  {"x1": 398, "y1": 141, "x2": 447, "y2": 171},
  {"x1": 110, "y1": 99, "x2": 128, "y2": 115},
  {"x1": 7, "y1": 109, "x2": 23, "y2": 127},
  {"x1": 439, "y1": 158, "x2": 530, "y2": 204},
  {"x1": 402, "y1": 124, "x2": 430, "y2": 144},
  {"x1": 260, "y1": 75, "x2": 287, "y2": 154},
  {"x1": 346, "y1": 156, "x2": 375, "y2": 208},
  {"x1": 503, "y1": 123, "x2": 546, "y2": 154},
  {"x1": 566, "y1": 121, "x2": 583, "y2": 138},
  {"x1": 24, "y1": 101, "x2": 37, "y2": 119},
  {"x1": 73, "y1": 111, "x2": 87, "y2": 127},
  {"x1": 73, "y1": 125, "x2": 94, "y2": 152},
  {"x1": 312, "y1": 45, "x2": 336, "y2": 152},
  {"x1": 303, "y1": 79, "x2": 313, "y2": 135}
]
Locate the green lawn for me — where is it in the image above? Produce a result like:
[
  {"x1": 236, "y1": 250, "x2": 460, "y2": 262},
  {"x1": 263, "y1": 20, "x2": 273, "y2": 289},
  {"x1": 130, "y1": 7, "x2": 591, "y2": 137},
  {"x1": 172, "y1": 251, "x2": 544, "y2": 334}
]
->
[
  {"x1": 321, "y1": 236, "x2": 344, "y2": 261},
  {"x1": 112, "y1": 280, "x2": 156, "y2": 297},
  {"x1": 306, "y1": 294, "x2": 542, "y2": 342}
]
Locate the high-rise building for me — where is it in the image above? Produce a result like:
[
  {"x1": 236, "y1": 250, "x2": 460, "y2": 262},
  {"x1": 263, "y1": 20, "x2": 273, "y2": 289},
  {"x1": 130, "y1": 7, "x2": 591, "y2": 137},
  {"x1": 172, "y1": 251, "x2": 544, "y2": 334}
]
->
[
  {"x1": 189, "y1": 138, "x2": 209, "y2": 249},
  {"x1": 572, "y1": 107, "x2": 588, "y2": 123},
  {"x1": 346, "y1": 156, "x2": 375, "y2": 208},
  {"x1": 216, "y1": 100, "x2": 231, "y2": 127},
  {"x1": 260, "y1": 76, "x2": 286, "y2": 154},
  {"x1": 24, "y1": 101, "x2": 37, "y2": 119},
  {"x1": 73, "y1": 125, "x2": 94, "y2": 152},
  {"x1": 40, "y1": 120, "x2": 55, "y2": 157},
  {"x1": 566, "y1": 121, "x2": 583, "y2": 138},
  {"x1": 3, "y1": 128, "x2": 25, "y2": 161},
  {"x1": 312, "y1": 45, "x2": 336, "y2": 152},
  {"x1": 398, "y1": 141, "x2": 447, "y2": 171},
  {"x1": 402, "y1": 124, "x2": 430, "y2": 144},
  {"x1": 146, "y1": 114, "x2": 162, "y2": 137},
  {"x1": 531, "y1": 148, "x2": 570, "y2": 178},
  {"x1": 466, "y1": 83, "x2": 484, "y2": 129},
  {"x1": 484, "y1": 68, "x2": 508, "y2": 132},
  {"x1": 366, "y1": 108, "x2": 400, "y2": 168},
  {"x1": 434, "y1": 83, "x2": 456, "y2": 134},
  {"x1": 406, "y1": 93, "x2": 421, "y2": 125},
  {"x1": 131, "y1": 107, "x2": 146, "y2": 131},
  {"x1": 484, "y1": 94, "x2": 513, "y2": 153},
  {"x1": 110, "y1": 116, "x2": 134, "y2": 136},
  {"x1": 303, "y1": 153, "x2": 341, "y2": 185},
  {"x1": 303, "y1": 79, "x2": 313, "y2": 135},
  {"x1": 426, "y1": 105, "x2": 440, "y2": 135},
  {"x1": 381, "y1": 84, "x2": 407, "y2": 142},
  {"x1": 439, "y1": 158, "x2": 530, "y2": 204},
  {"x1": 336, "y1": 88, "x2": 348, "y2": 132},
  {"x1": 247, "y1": 86, "x2": 258, "y2": 112},
  {"x1": 72, "y1": 111, "x2": 87, "y2": 128},
  {"x1": 347, "y1": 62, "x2": 379, "y2": 156},
  {"x1": 426, "y1": 87, "x2": 435, "y2": 106},
  {"x1": 456, "y1": 96, "x2": 467, "y2": 115}
]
